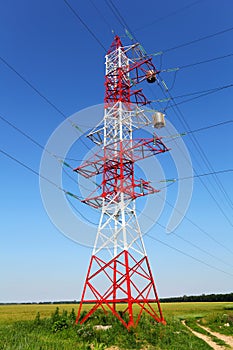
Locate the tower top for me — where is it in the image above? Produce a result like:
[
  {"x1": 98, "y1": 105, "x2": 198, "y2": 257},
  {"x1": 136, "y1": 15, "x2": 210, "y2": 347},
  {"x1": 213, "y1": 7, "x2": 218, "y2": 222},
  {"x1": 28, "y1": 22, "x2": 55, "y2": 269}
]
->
[{"x1": 107, "y1": 35, "x2": 123, "y2": 54}]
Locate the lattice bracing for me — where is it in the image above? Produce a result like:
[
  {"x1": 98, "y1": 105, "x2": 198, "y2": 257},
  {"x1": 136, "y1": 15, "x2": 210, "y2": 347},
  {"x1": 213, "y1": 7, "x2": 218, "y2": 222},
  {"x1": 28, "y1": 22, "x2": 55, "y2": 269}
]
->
[
  {"x1": 76, "y1": 250, "x2": 166, "y2": 329},
  {"x1": 75, "y1": 36, "x2": 169, "y2": 328}
]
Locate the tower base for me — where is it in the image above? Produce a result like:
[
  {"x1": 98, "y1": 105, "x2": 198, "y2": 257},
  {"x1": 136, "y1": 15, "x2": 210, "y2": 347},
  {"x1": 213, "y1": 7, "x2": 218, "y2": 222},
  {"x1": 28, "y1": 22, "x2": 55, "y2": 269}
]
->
[{"x1": 76, "y1": 250, "x2": 166, "y2": 329}]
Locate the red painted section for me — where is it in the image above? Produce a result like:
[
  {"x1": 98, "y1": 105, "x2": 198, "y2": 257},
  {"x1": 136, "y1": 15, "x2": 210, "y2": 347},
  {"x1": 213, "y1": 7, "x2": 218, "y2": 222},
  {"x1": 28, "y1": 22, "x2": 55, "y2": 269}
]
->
[
  {"x1": 74, "y1": 136, "x2": 169, "y2": 208},
  {"x1": 104, "y1": 36, "x2": 158, "y2": 108},
  {"x1": 75, "y1": 36, "x2": 167, "y2": 328},
  {"x1": 76, "y1": 250, "x2": 166, "y2": 328}
]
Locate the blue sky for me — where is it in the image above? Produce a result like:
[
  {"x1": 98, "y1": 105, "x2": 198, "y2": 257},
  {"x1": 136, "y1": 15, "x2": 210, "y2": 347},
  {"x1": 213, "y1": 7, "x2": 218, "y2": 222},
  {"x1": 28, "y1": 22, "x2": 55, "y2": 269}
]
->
[{"x1": 0, "y1": 0, "x2": 233, "y2": 303}]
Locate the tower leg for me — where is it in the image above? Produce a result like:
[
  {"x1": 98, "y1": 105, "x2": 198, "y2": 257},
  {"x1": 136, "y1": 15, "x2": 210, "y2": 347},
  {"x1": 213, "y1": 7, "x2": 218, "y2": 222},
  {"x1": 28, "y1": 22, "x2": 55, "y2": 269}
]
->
[{"x1": 76, "y1": 250, "x2": 166, "y2": 328}]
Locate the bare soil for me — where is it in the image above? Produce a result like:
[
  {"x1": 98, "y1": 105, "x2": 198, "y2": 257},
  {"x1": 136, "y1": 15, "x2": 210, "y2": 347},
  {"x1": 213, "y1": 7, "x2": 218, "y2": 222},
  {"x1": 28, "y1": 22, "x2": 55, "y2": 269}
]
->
[
  {"x1": 181, "y1": 320, "x2": 227, "y2": 350},
  {"x1": 198, "y1": 324, "x2": 233, "y2": 349}
]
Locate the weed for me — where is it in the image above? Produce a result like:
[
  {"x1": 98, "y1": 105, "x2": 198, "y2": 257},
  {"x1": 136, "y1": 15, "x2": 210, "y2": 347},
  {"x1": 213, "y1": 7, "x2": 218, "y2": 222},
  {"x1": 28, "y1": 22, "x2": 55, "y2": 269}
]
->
[{"x1": 0, "y1": 303, "x2": 232, "y2": 349}]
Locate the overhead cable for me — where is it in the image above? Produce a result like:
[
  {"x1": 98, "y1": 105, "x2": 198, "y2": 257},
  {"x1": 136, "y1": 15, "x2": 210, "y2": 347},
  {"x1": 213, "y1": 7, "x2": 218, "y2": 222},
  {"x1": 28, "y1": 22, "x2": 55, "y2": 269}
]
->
[
  {"x1": 161, "y1": 26, "x2": 233, "y2": 54},
  {"x1": 134, "y1": 0, "x2": 204, "y2": 32},
  {"x1": 0, "y1": 55, "x2": 97, "y2": 156},
  {"x1": 166, "y1": 84, "x2": 233, "y2": 109},
  {"x1": 147, "y1": 234, "x2": 233, "y2": 278},
  {"x1": 63, "y1": 0, "x2": 107, "y2": 51},
  {"x1": 143, "y1": 211, "x2": 233, "y2": 269},
  {"x1": 2, "y1": 144, "x2": 232, "y2": 278},
  {"x1": 66, "y1": 4, "x2": 233, "y2": 225},
  {"x1": 178, "y1": 53, "x2": 233, "y2": 70},
  {"x1": 164, "y1": 88, "x2": 233, "y2": 216},
  {"x1": 156, "y1": 169, "x2": 233, "y2": 184}
]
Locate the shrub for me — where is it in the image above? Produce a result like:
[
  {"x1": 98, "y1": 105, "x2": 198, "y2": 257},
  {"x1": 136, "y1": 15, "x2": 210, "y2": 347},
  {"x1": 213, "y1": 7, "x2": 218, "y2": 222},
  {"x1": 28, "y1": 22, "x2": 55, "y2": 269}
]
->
[{"x1": 52, "y1": 318, "x2": 69, "y2": 333}]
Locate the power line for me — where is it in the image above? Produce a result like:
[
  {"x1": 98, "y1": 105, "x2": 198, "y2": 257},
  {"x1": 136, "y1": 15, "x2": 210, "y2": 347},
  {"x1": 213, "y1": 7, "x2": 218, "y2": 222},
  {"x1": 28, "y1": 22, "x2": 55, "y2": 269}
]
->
[
  {"x1": 154, "y1": 76, "x2": 233, "y2": 222},
  {"x1": 69, "y1": 195, "x2": 233, "y2": 274},
  {"x1": 186, "y1": 120, "x2": 233, "y2": 135},
  {"x1": 80, "y1": 0, "x2": 233, "y2": 135},
  {"x1": 4, "y1": 32, "x2": 232, "y2": 208},
  {"x1": 138, "y1": 113, "x2": 232, "y2": 141},
  {"x1": 162, "y1": 120, "x2": 233, "y2": 141},
  {"x1": 0, "y1": 54, "x2": 97, "y2": 157},
  {"x1": 178, "y1": 53, "x2": 233, "y2": 70},
  {"x1": 89, "y1": 0, "x2": 114, "y2": 34},
  {"x1": 63, "y1": 0, "x2": 107, "y2": 51},
  {"x1": 136, "y1": 208, "x2": 233, "y2": 275},
  {"x1": 166, "y1": 84, "x2": 233, "y2": 109},
  {"x1": 104, "y1": 4, "x2": 233, "y2": 116},
  {"x1": 155, "y1": 52, "x2": 233, "y2": 93},
  {"x1": 101, "y1": 1, "x2": 233, "y2": 77},
  {"x1": 153, "y1": 52, "x2": 233, "y2": 91},
  {"x1": 114, "y1": 9, "x2": 233, "y2": 224},
  {"x1": 134, "y1": 0, "x2": 204, "y2": 32},
  {"x1": 149, "y1": 56, "x2": 233, "y2": 221},
  {"x1": 105, "y1": 0, "x2": 129, "y2": 33},
  {"x1": 0, "y1": 1, "x2": 108, "y2": 161},
  {"x1": 0, "y1": 112, "x2": 100, "y2": 191},
  {"x1": 0, "y1": 146, "x2": 95, "y2": 224},
  {"x1": 104, "y1": 0, "x2": 140, "y2": 43},
  {"x1": 155, "y1": 169, "x2": 233, "y2": 184},
  {"x1": 164, "y1": 88, "x2": 233, "y2": 216},
  {"x1": 0, "y1": 148, "x2": 66, "y2": 194},
  {"x1": 173, "y1": 232, "x2": 233, "y2": 269},
  {"x1": 66, "y1": 194, "x2": 98, "y2": 226},
  {"x1": 118, "y1": 23, "x2": 233, "y2": 219},
  {"x1": 0, "y1": 56, "x2": 67, "y2": 119},
  {"x1": 0, "y1": 114, "x2": 46, "y2": 152},
  {"x1": 6, "y1": 140, "x2": 231, "y2": 279},
  {"x1": 166, "y1": 95, "x2": 233, "y2": 222},
  {"x1": 161, "y1": 26, "x2": 233, "y2": 54},
  {"x1": 0, "y1": 113, "x2": 82, "y2": 162},
  {"x1": 151, "y1": 84, "x2": 233, "y2": 105},
  {"x1": 0, "y1": 147, "x2": 84, "y2": 204},
  {"x1": 1, "y1": 110, "x2": 232, "y2": 197},
  {"x1": 147, "y1": 35, "x2": 233, "y2": 217},
  {"x1": 70, "y1": 190, "x2": 233, "y2": 273},
  {"x1": 178, "y1": 168, "x2": 233, "y2": 181},
  {"x1": 95, "y1": 5, "x2": 233, "y2": 223},
  {"x1": 147, "y1": 233, "x2": 233, "y2": 278},
  {"x1": 136, "y1": 208, "x2": 233, "y2": 260},
  {"x1": 5, "y1": 3, "x2": 231, "y2": 266},
  {"x1": 2, "y1": 142, "x2": 232, "y2": 278},
  {"x1": 0, "y1": 3, "x2": 104, "y2": 160},
  {"x1": 2, "y1": 109, "x2": 232, "y2": 190},
  {"x1": 59, "y1": 6, "x2": 233, "y2": 278},
  {"x1": 1, "y1": 107, "x2": 232, "y2": 185},
  {"x1": 139, "y1": 187, "x2": 233, "y2": 256},
  {"x1": 147, "y1": 83, "x2": 233, "y2": 246}
]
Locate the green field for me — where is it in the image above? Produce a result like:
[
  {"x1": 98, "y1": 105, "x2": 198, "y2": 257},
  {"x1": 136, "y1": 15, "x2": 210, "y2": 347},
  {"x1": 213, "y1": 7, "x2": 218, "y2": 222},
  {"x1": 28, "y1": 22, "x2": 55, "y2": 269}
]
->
[{"x1": 0, "y1": 302, "x2": 232, "y2": 349}]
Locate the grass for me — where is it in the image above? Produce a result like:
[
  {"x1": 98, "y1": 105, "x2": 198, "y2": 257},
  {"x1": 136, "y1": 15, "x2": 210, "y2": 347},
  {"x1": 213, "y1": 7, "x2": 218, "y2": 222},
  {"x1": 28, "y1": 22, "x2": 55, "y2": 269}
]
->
[
  {"x1": 199, "y1": 311, "x2": 233, "y2": 336},
  {"x1": 0, "y1": 304, "x2": 77, "y2": 324},
  {"x1": 185, "y1": 318, "x2": 229, "y2": 348},
  {"x1": 0, "y1": 302, "x2": 232, "y2": 349},
  {"x1": 1, "y1": 302, "x2": 232, "y2": 324}
]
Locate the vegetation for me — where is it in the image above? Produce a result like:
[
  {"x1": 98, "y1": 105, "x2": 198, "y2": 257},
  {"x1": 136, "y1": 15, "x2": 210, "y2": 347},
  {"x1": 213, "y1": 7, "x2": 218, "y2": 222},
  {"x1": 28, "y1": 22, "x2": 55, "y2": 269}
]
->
[
  {"x1": 185, "y1": 318, "x2": 228, "y2": 347},
  {"x1": 199, "y1": 309, "x2": 233, "y2": 336},
  {"x1": 0, "y1": 302, "x2": 232, "y2": 349},
  {"x1": 1, "y1": 292, "x2": 232, "y2": 306},
  {"x1": 161, "y1": 292, "x2": 233, "y2": 303}
]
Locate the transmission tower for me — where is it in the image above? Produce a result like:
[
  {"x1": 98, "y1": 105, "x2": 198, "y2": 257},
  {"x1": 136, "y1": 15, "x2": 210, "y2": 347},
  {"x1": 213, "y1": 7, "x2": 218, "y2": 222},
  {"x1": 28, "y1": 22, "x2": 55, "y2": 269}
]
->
[{"x1": 74, "y1": 36, "x2": 169, "y2": 329}]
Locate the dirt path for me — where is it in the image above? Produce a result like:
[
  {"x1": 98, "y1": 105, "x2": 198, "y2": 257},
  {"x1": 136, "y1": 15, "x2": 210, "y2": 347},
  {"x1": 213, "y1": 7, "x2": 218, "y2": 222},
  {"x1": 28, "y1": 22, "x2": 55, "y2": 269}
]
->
[
  {"x1": 198, "y1": 324, "x2": 233, "y2": 349},
  {"x1": 181, "y1": 320, "x2": 227, "y2": 350}
]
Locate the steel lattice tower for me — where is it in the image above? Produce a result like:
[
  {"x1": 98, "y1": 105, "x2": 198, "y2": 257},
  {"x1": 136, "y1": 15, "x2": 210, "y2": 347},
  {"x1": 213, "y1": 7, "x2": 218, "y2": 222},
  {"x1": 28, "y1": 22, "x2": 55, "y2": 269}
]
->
[{"x1": 74, "y1": 36, "x2": 169, "y2": 329}]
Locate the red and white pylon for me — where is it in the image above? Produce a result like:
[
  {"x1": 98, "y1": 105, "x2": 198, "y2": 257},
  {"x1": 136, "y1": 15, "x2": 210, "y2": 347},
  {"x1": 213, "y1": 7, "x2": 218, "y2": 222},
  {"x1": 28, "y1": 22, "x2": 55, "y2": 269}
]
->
[{"x1": 74, "y1": 36, "x2": 169, "y2": 329}]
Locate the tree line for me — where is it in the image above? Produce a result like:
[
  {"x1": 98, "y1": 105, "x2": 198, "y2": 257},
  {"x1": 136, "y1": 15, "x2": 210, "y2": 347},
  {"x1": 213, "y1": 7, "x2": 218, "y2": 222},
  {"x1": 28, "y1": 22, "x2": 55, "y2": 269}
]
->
[
  {"x1": 1, "y1": 292, "x2": 233, "y2": 305},
  {"x1": 160, "y1": 292, "x2": 233, "y2": 303}
]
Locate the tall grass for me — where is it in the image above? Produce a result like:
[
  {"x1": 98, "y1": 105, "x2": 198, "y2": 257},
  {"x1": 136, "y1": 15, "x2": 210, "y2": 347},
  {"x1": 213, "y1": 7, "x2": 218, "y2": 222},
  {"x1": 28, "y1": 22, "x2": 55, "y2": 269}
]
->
[{"x1": 0, "y1": 306, "x2": 223, "y2": 349}]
